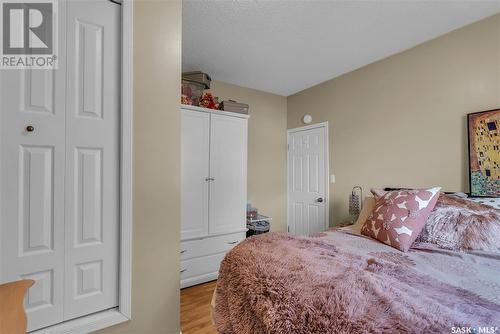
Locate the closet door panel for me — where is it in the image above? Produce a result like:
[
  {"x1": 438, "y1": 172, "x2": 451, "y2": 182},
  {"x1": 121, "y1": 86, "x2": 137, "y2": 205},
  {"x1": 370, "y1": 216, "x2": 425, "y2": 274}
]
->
[
  {"x1": 0, "y1": 1, "x2": 67, "y2": 331},
  {"x1": 181, "y1": 110, "x2": 210, "y2": 240},
  {"x1": 209, "y1": 114, "x2": 247, "y2": 234},
  {"x1": 64, "y1": 0, "x2": 120, "y2": 320}
]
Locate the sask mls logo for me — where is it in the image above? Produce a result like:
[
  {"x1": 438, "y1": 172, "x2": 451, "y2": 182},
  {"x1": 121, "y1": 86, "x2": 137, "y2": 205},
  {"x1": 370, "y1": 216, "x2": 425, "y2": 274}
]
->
[{"x1": 1, "y1": 0, "x2": 58, "y2": 69}]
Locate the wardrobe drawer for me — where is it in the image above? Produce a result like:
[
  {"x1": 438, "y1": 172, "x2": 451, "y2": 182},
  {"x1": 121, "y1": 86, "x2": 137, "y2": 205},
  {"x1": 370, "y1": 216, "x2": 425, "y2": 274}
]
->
[
  {"x1": 180, "y1": 232, "x2": 246, "y2": 260},
  {"x1": 180, "y1": 252, "x2": 226, "y2": 280}
]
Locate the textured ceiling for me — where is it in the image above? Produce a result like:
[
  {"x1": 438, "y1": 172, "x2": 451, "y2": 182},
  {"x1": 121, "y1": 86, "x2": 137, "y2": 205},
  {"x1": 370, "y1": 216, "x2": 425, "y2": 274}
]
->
[{"x1": 183, "y1": 0, "x2": 500, "y2": 96}]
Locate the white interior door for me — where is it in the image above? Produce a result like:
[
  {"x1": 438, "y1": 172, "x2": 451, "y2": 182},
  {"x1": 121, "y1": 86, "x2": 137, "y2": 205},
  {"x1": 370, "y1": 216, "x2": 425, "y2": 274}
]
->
[
  {"x1": 209, "y1": 114, "x2": 247, "y2": 234},
  {"x1": 63, "y1": 0, "x2": 120, "y2": 320},
  {"x1": 0, "y1": 1, "x2": 67, "y2": 330},
  {"x1": 287, "y1": 124, "x2": 328, "y2": 235},
  {"x1": 181, "y1": 109, "x2": 210, "y2": 240}
]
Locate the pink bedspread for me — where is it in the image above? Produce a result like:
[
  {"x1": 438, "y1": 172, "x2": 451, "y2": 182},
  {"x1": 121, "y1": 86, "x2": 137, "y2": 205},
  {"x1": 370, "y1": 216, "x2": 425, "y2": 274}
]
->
[{"x1": 214, "y1": 232, "x2": 500, "y2": 334}]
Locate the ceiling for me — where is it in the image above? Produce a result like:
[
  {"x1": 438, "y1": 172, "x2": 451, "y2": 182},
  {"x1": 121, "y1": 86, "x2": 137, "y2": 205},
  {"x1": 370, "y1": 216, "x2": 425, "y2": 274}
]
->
[{"x1": 182, "y1": 0, "x2": 500, "y2": 96}]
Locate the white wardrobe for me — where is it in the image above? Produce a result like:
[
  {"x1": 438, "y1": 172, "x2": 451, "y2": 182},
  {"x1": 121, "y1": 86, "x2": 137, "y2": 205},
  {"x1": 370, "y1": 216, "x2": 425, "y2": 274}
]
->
[
  {"x1": 0, "y1": 0, "x2": 120, "y2": 331},
  {"x1": 181, "y1": 105, "x2": 248, "y2": 288}
]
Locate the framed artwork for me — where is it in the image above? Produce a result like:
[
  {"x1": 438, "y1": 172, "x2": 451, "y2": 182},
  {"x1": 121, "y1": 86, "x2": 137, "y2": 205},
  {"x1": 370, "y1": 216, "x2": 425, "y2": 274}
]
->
[{"x1": 468, "y1": 109, "x2": 500, "y2": 197}]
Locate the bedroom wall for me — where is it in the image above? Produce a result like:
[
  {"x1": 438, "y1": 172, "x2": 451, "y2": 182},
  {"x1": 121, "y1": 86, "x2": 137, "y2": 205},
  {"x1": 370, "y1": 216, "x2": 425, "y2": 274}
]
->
[
  {"x1": 98, "y1": 1, "x2": 182, "y2": 333},
  {"x1": 287, "y1": 13, "x2": 500, "y2": 226},
  {"x1": 210, "y1": 81, "x2": 288, "y2": 232}
]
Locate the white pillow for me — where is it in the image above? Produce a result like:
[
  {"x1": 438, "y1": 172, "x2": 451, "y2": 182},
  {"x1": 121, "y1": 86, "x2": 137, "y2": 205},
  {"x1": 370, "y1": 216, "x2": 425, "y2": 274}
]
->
[
  {"x1": 350, "y1": 197, "x2": 375, "y2": 234},
  {"x1": 467, "y1": 197, "x2": 500, "y2": 210}
]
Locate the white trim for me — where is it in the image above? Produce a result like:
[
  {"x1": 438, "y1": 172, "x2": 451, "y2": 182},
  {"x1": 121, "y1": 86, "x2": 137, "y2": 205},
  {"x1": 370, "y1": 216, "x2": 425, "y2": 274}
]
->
[
  {"x1": 31, "y1": 1, "x2": 133, "y2": 332},
  {"x1": 118, "y1": 0, "x2": 133, "y2": 321},
  {"x1": 286, "y1": 122, "x2": 330, "y2": 233},
  {"x1": 31, "y1": 309, "x2": 128, "y2": 334},
  {"x1": 287, "y1": 121, "x2": 329, "y2": 133},
  {"x1": 181, "y1": 104, "x2": 250, "y2": 119}
]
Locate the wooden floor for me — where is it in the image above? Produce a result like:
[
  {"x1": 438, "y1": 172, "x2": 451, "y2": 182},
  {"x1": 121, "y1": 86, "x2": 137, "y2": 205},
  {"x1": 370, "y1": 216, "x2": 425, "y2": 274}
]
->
[{"x1": 181, "y1": 281, "x2": 218, "y2": 334}]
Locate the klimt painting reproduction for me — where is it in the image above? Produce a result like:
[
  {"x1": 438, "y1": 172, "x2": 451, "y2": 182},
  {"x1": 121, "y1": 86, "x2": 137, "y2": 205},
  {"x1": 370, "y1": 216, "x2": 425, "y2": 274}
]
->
[{"x1": 468, "y1": 109, "x2": 500, "y2": 197}]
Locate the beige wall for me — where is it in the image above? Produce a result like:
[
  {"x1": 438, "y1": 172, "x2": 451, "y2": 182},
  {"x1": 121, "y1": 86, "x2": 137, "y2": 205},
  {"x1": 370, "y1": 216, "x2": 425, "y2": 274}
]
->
[
  {"x1": 98, "y1": 1, "x2": 182, "y2": 333},
  {"x1": 287, "y1": 14, "x2": 500, "y2": 226},
  {"x1": 210, "y1": 81, "x2": 288, "y2": 232}
]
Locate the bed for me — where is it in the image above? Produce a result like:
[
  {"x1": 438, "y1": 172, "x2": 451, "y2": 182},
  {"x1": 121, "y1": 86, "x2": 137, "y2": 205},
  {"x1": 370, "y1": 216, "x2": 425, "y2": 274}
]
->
[{"x1": 212, "y1": 197, "x2": 500, "y2": 333}]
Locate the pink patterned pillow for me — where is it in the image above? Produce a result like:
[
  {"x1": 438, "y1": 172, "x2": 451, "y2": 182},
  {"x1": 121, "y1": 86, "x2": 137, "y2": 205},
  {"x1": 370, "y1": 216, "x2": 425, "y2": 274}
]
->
[{"x1": 361, "y1": 187, "x2": 441, "y2": 251}]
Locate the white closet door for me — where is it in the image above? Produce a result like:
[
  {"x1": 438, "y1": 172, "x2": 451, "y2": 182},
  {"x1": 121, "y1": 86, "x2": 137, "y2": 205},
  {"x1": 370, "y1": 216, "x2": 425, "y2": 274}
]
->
[
  {"x1": 181, "y1": 110, "x2": 210, "y2": 239},
  {"x1": 209, "y1": 114, "x2": 247, "y2": 234},
  {"x1": 63, "y1": 0, "x2": 120, "y2": 320},
  {"x1": 0, "y1": 1, "x2": 67, "y2": 331}
]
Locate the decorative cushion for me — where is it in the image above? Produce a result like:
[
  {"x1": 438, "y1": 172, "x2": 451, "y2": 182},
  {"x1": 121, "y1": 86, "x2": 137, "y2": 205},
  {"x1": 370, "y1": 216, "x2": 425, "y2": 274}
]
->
[
  {"x1": 416, "y1": 194, "x2": 500, "y2": 252},
  {"x1": 361, "y1": 187, "x2": 441, "y2": 251}
]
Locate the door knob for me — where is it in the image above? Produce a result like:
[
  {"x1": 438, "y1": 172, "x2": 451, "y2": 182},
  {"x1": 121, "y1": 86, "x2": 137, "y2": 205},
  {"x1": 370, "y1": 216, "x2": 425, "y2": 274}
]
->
[
  {"x1": 26, "y1": 125, "x2": 34, "y2": 132},
  {"x1": 316, "y1": 198, "x2": 324, "y2": 203}
]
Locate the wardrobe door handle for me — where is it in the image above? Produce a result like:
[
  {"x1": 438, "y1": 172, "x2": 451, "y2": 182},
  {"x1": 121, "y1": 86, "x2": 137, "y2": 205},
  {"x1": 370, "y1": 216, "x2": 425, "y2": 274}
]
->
[
  {"x1": 180, "y1": 269, "x2": 187, "y2": 273},
  {"x1": 26, "y1": 125, "x2": 35, "y2": 132},
  {"x1": 205, "y1": 177, "x2": 215, "y2": 182},
  {"x1": 180, "y1": 250, "x2": 187, "y2": 254},
  {"x1": 227, "y1": 241, "x2": 238, "y2": 245}
]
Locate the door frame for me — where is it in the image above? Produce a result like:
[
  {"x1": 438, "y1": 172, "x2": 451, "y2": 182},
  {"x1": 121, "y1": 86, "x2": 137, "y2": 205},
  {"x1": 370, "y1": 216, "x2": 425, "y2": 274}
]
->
[
  {"x1": 286, "y1": 122, "x2": 330, "y2": 234},
  {"x1": 28, "y1": 1, "x2": 134, "y2": 333}
]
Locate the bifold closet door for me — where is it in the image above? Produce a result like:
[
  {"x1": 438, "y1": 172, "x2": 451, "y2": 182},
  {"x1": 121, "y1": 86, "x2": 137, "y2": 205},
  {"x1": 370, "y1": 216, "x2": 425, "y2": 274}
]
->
[
  {"x1": 63, "y1": 0, "x2": 120, "y2": 320},
  {"x1": 181, "y1": 110, "x2": 210, "y2": 239},
  {"x1": 0, "y1": 1, "x2": 67, "y2": 330},
  {"x1": 209, "y1": 114, "x2": 247, "y2": 234},
  {"x1": 0, "y1": 0, "x2": 120, "y2": 330}
]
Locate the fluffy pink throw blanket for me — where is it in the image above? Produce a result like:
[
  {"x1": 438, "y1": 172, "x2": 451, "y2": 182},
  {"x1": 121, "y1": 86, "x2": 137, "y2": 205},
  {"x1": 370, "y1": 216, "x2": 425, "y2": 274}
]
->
[{"x1": 214, "y1": 233, "x2": 500, "y2": 333}]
